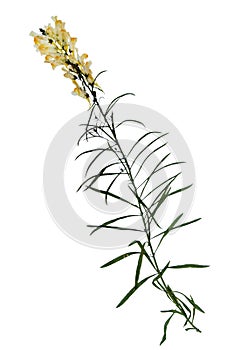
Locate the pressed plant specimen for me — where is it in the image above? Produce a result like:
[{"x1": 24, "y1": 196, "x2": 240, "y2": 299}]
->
[{"x1": 31, "y1": 16, "x2": 209, "y2": 345}]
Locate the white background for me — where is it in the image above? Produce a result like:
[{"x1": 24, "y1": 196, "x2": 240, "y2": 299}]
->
[{"x1": 1, "y1": 1, "x2": 239, "y2": 349}]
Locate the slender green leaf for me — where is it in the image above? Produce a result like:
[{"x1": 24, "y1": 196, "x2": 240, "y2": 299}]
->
[
  {"x1": 128, "y1": 240, "x2": 143, "y2": 247},
  {"x1": 152, "y1": 161, "x2": 186, "y2": 178},
  {"x1": 135, "y1": 248, "x2": 144, "y2": 285},
  {"x1": 154, "y1": 213, "x2": 183, "y2": 238},
  {"x1": 169, "y1": 264, "x2": 210, "y2": 269},
  {"x1": 150, "y1": 186, "x2": 172, "y2": 216},
  {"x1": 78, "y1": 162, "x2": 123, "y2": 191},
  {"x1": 87, "y1": 214, "x2": 140, "y2": 235},
  {"x1": 100, "y1": 252, "x2": 139, "y2": 268},
  {"x1": 75, "y1": 148, "x2": 106, "y2": 160},
  {"x1": 152, "y1": 216, "x2": 201, "y2": 241},
  {"x1": 155, "y1": 214, "x2": 183, "y2": 252},
  {"x1": 143, "y1": 172, "x2": 181, "y2": 200},
  {"x1": 85, "y1": 161, "x2": 122, "y2": 190},
  {"x1": 105, "y1": 93, "x2": 135, "y2": 115},
  {"x1": 168, "y1": 184, "x2": 193, "y2": 196},
  {"x1": 192, "y1": 306, "x2": 196, "y2": 323},
  {"x1": 76, "y1": 172, "x2": 120, "y2": 192},
  {"x1": 88, "y1": 225, "x2": 144, "y2": 233},
  {"x1": 87, "y1": 186, "x2": 139, "y2": 208},
  {"x1": 161, "y1": 309, "x2": 182, "y2": 315},
  {"x1": 134, "y1": 142, "x2": 168, "y2": 179},
  {"x1": 160, "y1": 314, "x2": 174, "y2": 345},
  {"x1": 127, "y1": 131, "x2": 163, "y2": 157},
  {"x1": 137, "y1": 153, "x2": 171, "y2": 195},
  {"x1": 162, "y1": 212, "x2": 184, "y2": 232},
  {"x1": 149, "y1": 180, "x2": 172, "y2": 209},
  {"x1": 116, "y1": 274, "x2": 156, "y2": 308},
  {"x1": 85, "y1": 148, "x2": 111, "y2": 176},
  {"x1": 137, "y1": 153, "x2": 171, "y2": 190},
  {"x1": 140, "y1": 160, "x2": 185, "y2": 197},
  {"x1": 148, "y1": 181, "x2": 180, "y2": 226},
  {"x1": 87, "y1": 225, "x2": 142, "y2": 234},
  {"x1": 174, "y1": 217, "x2": 202, "y2": 229},
  {"x1": 78, "y1": 123, "x2": 109, "y2": 128},
  {"x1": 136, "y1": 153, "x2": 171, "y2": 192},
  {"x1": 190, "y1": 295, "x2": 205, "y2": 314},
  {"x1": 130, "y1": 133, "x2": 169, "y2": 169},
  {"x1": 105, "y1": 173, "x2": 121, "y2": 204},
  {"x1": 91, "y1": 70, "x2": 107, "y2": 87},
  {"x1": 116, "y1": 119, "x2": 146, "y2": 129}
]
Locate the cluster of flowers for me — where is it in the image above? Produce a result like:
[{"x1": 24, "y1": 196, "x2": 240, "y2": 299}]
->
[{"x1": 30, "y1": 16, "x2": 98, "y2": 103}]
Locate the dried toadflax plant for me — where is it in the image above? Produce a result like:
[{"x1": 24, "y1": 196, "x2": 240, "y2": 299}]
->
[{"x1": 31, "y1": 16, "x2": 209, "y2": 346}]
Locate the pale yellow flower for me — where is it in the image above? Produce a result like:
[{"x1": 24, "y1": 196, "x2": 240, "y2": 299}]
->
[{"x1": 70, "y1": 37, "x2": 77, "y2": 51}]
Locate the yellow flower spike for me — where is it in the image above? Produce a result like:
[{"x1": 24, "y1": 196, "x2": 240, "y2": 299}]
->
[{"x1": 31, "y1": 16, "x2": 103, "y2": 105}]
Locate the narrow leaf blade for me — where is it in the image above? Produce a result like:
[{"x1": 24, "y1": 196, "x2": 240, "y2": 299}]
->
[
  {"x1": 87, "y1": 214, "x2": 140, "y2": 235},
  {"x1": 169, "y1": 264, "x2": 210, "y2": 269},
  {"x1": 116, "y1": 119, "x2": 146, "y2": 129},
  {"x1": 174, "y1": 217, "x2": 202, "y2": 229},
  {"x1": 87, "y1": 186, "x2": 138, "y2": 208},
  {"x1": 116, "y1": 274, "x2": 155, "y2": 308},
  {"x1": 169, "y1": 184, "x2": 193, "y2": 196},
  {"x1": 127, "y1": 131, "x2": 163, "y2": 157},
  {"x1": 160, "y1": 314, "x2": 174, "y2": 345},
  {"x1": 135, "y1": 249, "x2": 144, "y2": 285},
  {"x1": 101, "y1": 252, "x2": 139, "y2": 268}
]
